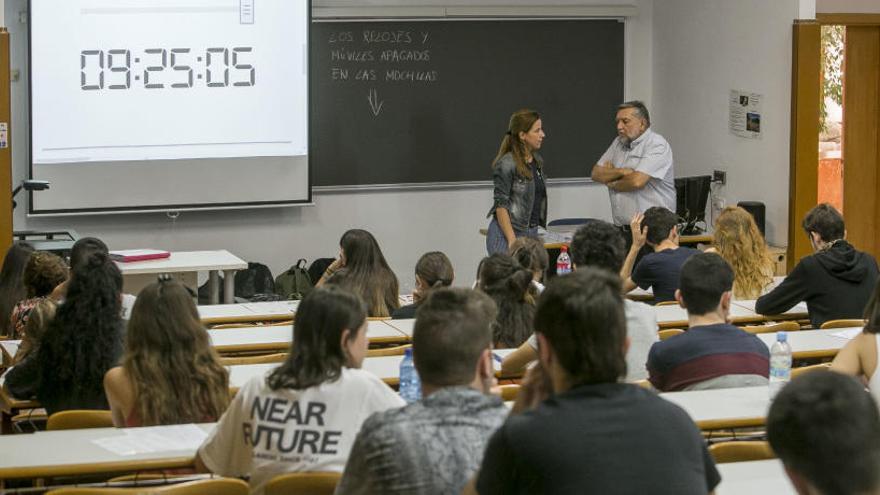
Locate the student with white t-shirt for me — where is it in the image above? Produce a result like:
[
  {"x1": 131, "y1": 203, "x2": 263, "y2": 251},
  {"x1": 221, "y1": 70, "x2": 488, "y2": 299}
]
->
[
  {"x1": 831, "y1": 280, "x2": 880, "y2": 405},
  {"x1": 195, "y1": 286, "x2": 404, "y2": 494}
]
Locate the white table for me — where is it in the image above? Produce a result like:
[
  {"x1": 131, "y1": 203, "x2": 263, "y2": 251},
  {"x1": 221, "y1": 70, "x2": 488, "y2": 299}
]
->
[
  {"x1": 653, "y1": 300, "x2": 808, "y2": 329},
  {"x1": 385, "y1": 318, "x2": 415, "y2": 337},
  {"x1": 660, "y1": 386, "x2": 769, "y2": 430},
  {"x1": 198, "y1": 300, "x2": 300, "y2": 324},
  {"x1": 733, "y1": 299, "x2": 809, "y2": 319},
  {"x1": 756, "y1": 327, "x2": 856, "y2": 359},
  {"x1": 228, "y1": 349, "x2": 510, "y2": 388},
  {"x1": 207, "y1": 320, "x2": 409, "y2": 353},
  {"x1": 716, "y1": 460, "x2": 794, "y2": 494},
  {"x1": 116, "y1": 250, "x2": 247, "y2": 304},
  {"x1": 0, "y1": 423, "x2": 215, "y2": 479}
]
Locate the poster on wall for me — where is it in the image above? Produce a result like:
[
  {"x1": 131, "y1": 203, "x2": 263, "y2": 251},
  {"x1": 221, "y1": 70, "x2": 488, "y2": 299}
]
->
[{"x1": 729, "y1": 89, "x2": 763, "y2": 140}]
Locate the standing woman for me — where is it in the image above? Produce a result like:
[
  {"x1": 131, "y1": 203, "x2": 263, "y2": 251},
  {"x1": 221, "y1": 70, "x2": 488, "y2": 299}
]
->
[{"x1": 486, "y1": 109, "x2": 547, "y2": 255}]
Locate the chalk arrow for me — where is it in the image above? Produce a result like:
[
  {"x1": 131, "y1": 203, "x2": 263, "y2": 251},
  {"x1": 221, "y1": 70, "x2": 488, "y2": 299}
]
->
[{"x1": 368, "y1": 88, "x2": 384, "y2": 117}]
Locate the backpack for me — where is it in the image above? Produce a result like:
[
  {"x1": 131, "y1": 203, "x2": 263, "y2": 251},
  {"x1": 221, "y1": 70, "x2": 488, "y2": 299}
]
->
[
  {"x1": 274, "y1": 259, "x2": 313, "y2": 300},
  {"x1": 234, "y1": 262, "x2": 277, "y2": 300},
  {"x1": 308, "y1": 258, "x2": 336, "y2": 285}
]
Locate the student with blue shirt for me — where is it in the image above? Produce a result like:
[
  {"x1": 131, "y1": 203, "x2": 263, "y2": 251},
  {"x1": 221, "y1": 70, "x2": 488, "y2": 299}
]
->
[{"x1": 621, "y1": 206, "x2": 699, "y2": 302}]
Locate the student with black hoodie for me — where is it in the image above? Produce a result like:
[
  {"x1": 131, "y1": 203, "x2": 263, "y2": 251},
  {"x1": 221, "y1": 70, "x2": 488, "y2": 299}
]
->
[{"x1": 756, "y1": 204, "x2": 879, "y2": 327}]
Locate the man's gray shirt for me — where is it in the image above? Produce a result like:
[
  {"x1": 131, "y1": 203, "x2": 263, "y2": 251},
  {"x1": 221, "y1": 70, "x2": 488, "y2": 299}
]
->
[{"x1": 335, "y1": 387, "x2": 507, "y2": 495}]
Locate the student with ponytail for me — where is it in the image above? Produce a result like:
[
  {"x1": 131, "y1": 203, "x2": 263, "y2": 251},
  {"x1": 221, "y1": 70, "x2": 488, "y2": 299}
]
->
[
  {"x1": 477, "y1": 253, "x2": 536, "y2": 348},
  {"x1": 509, "y1": 237, "x2": 549, "y2": 293},
  {"x1": 485, "y1": 109, "x2": 547, "y2": 255},
  {"x1": 393, "y1": 251, "x2": 454, "y2": 319}
]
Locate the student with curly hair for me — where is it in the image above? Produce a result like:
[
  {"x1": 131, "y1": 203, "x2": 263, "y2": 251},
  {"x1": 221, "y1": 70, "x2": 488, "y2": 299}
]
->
[
  {"x1": 0, "y1": 242, "x2": 34, "y2": 336},
  {"x1": 196, "y1": 286, "x2": 403, "y2": 495},
  {"x1": 9, "y1": 251, "x2": 68, "y2": 339},
  {"x1": 392, "y1": 251, "x2": 454, "y2": 319},
  {"x1": 6, "y1": 252, "x2": 124, "y2": 414},
  {"x1": 317, "y1": 229, "x2": 400, "y2": 317},
  {"x1": 104, "y1": 278, "x2": 229, "y2": 427},
  {"x1": 707, "y1": 206, "x2": 774, "y2": 299},
  {"x1": 477, "y1": 253, "x2": 535, "y2": 348}
]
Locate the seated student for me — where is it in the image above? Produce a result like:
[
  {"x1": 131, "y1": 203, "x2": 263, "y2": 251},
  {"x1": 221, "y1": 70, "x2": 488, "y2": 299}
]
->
[
  {"x1": 707, "y1": 205, "x2": 775, "y2": 299},
  {"x1": 830, "y1": 279, "x2": 880, "y2": 402},
  {"x1": 60, "y1": 237, "x2": 137, "y2": 320},
  {"x1": 476, "y1": 253, "x2": 535, "y2": 348},
  {"x1": 196, "y1": 286, "x2": 404, "y2": 495},
  {"x1": 647, "y1": 253, "x2": 769, "y2": 391},
  {"x1": 465, "y1": 270, "x2": 720, "y2": 495},
  {"x1": 501, "y1": 219, "x2": 658, "y2": 381},
  {"x1": 104, "y1": 278, "x2": 229, "y2": 427},
  {"x1": 9, "y1": 251, "x2": 68, "y2": 339},
  {"x1": 621, "y1": 207, "x2": 699, "y2": 302},
  {"x1": 336, "y1": 288, "x2": 506, "y2": 494},
  {"x1": 757, "y1": 204, "x2": 879, "y2": 328},
  {"x1": 392, "y1": 251, "x2": 454, "y2": 319},
  {"x1": 768, "y1": 371, "x2": 880, "y2": 495},
  {"x1": 0, "y1": 242, "x2": 34, "y2": 337},
  {"x1": 509, "y1": 237, "x2": 548, "y2": 293},
  {"x1": 5, "y1": 252, "x2": 124, "y2": 414},
  {"x1": 317, "y1": 229, "x2": 400, "y2": 317},
  {"x1": 13, "y1": 298, "x2": 57, "y2": 365}
]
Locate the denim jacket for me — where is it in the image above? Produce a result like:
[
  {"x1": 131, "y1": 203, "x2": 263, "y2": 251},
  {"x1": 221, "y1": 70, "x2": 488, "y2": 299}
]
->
[{"x1": 487, "y1": 152, "x2": 547, "y2": 231}]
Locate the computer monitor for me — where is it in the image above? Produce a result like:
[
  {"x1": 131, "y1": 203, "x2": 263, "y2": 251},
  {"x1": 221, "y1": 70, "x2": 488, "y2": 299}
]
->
[{"x1": 674, "y1": 175, "x2": 712, "y2": 235}]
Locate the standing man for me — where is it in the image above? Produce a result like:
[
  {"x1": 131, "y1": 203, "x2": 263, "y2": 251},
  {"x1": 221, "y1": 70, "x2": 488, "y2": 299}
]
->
[{"x1": 591, "y1": 101, "x2": 676, "y2": 244}]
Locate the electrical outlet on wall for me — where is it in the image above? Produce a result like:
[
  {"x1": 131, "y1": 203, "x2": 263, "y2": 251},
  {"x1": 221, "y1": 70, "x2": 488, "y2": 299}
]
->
[{"x1": 713, "y1": 196, "x2": 726, "y2": 210}]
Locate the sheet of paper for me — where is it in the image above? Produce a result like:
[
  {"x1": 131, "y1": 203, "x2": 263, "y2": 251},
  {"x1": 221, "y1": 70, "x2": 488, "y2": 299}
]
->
[
  {"x1": 831, "y1": 328, "x2": 862, "y2": 340},
  {"x1": 91, "y1": 424, "x2": 209, "y2": 456}
]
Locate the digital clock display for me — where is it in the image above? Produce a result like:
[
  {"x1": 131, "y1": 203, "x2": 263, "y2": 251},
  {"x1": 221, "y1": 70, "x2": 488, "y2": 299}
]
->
[
  {"x1": 30, "y1": 0, "x2": 308, "y2": 165},
  {"x1": 79, "y1": 47, "x2": 256, "y2": 90}
]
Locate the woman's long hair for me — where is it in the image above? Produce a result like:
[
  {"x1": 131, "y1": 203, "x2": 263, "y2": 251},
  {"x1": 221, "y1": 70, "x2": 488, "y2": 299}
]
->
[
  {"x1": 329, "y1": 229, "x2": 399, "y2": 317},
  {"x1": 413, "y1": 251, "x2": 454, "y2": 305},
  {"x1": 492, "y1": 109, "x2": 541, "y2": 179},
  {"x1": 712, "y1": 206, "x2": 774, "y2": 299},
  {"x1": 478, "y1": 253, "x2": 536, "y2": 348},
  {"x1": 0, "y1": 243, "x2": 34, "y2": 336},
  {"x1": 37, "y1": 252, "x2": 123, "y2": 407},
  {"x1": 267, "y1": 286, "x2": 367, "y2": 390},
  {"x1": 123, "y1": 279, "x2": 229, "y2": 425}
]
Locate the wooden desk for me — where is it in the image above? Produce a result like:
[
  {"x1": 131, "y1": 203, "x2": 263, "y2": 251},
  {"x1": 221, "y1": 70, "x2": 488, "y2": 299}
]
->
[
  {"x1": 0, "y1": 383, "x2": 39, "y2": 435},
  {"x1": 0, "y1": 423, "x2": 213, "y2": 480},
  {"x1": 208, "y1": 320, "x2": 409, "y2": 354},
  {"x1": 716, "y1": 460, "x2": 794, "y2": 494},
  {"x1": 116, "y1": 250, "x2": 247, "y2": 304},
  {"x1": 660, "y1": 386, "x2": 769, "y2": 430},
  {"x1": 199, "y1": 300, "x2": 299, "y2": 325}
]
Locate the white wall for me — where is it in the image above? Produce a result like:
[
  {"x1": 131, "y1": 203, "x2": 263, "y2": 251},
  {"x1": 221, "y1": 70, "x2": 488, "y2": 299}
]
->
[
  {"x1": 4, "y1": 0, "x2": 637, "y2": 288},
  {"x1": 651, "y1": 0, "x2": 803, "y2": 247},
  {"x1": 817, "y1": 0, "x2": 880, "y2": 14}
]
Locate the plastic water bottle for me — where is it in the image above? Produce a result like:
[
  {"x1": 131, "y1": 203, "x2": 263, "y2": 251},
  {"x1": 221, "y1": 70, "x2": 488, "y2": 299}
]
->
[
  {"x1": 556, "y1": 246, "x2": 572, "y2": 275},
  {"x1": 769, "y1": 331, "x2": 792, "y2": 399},
  {"x1": 399, "y1": 348, "x2": 421, "y2": 404}
]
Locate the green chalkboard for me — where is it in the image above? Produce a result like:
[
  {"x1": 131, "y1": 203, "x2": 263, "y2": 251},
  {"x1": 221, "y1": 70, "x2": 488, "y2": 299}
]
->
[{"x1": 310, "y1": 19, "x2": 624, "y2": 187}]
